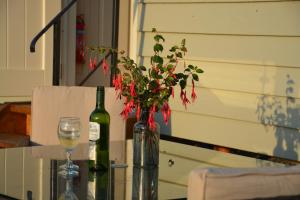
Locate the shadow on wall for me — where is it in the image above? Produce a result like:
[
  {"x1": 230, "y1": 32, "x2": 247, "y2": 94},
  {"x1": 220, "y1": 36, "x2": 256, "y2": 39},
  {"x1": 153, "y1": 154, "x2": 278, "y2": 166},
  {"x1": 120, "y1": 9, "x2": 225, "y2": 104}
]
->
[{"x1": 256, "y1": 74, "x2": 300, "y2": 160}]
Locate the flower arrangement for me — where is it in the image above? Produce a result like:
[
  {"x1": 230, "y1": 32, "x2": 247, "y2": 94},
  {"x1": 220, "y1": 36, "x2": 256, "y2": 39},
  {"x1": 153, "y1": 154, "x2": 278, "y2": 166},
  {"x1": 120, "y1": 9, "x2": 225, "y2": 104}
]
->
[{"x1": 88, "y1": 29, "x2": 203, "y2": 130}]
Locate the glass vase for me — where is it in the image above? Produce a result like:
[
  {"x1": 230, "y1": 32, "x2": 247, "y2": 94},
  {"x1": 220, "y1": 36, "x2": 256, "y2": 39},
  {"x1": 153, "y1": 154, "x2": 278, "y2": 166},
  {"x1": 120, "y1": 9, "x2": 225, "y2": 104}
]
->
[
  {"x1": 133, "y1": 110, "x2": 160, "y2": 168},
  {"x1": 132, "y1": 166, "x2": 158, "y2": 200}
]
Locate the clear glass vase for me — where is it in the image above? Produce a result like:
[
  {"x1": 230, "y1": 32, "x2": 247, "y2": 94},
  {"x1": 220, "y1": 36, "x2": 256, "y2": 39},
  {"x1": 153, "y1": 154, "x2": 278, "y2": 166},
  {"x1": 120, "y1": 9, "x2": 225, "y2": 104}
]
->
[
  {"x1": 132, "y1": 166, "x2": 158, "y2": 200},
  {"x1": 133, "y1": 110, "x2": 160, "y2": 168}
]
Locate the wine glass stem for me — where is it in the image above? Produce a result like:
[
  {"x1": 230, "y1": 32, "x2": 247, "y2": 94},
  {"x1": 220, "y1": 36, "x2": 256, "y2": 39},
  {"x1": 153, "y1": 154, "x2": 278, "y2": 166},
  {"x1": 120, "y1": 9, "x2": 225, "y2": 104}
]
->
[{"x1": 66, "y1": 150, "x2": 72, "y2": 169}]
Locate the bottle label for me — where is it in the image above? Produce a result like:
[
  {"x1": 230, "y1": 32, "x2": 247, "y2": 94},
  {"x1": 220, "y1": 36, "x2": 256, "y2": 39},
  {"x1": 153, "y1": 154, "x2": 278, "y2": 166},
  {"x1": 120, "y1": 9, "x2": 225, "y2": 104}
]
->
[{"x1": 89, "y1": 122, "x2": 100, "y2": 141}]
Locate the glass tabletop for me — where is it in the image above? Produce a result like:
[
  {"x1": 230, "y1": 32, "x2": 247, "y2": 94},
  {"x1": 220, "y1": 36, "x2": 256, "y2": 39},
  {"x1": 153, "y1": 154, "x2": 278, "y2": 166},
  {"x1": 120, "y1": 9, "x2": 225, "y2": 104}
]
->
[{"x1": 0, "y1": 137, "x2": 297, "y2": 200}]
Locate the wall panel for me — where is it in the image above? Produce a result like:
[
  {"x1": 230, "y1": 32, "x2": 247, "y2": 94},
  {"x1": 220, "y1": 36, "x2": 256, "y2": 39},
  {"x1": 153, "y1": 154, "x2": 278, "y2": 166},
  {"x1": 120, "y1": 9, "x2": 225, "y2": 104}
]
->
[
  {"x1": 171, "y1": 111, "x2": 300, "y2": 160},
  {"x1": 7, "y1": 0, "x2": 25, "y2": 70},
  {"x1": 26, "y1": 0, "x2": 43, "y2": 70},
  {"x1": 24, "y1": 148, "x2": 41, "y2": 200},
  {"x1": 138, "y1": 32, "x2": 300, "y2": 68},
  {"x1": 6, "y1": 148, "x2": 24, "y2": 199},
  {"x1": 0, "y1": 0, "x2": 7, "y2": 69},
  {"x1": 0, "y1": 70, "x2": 44, "y2": 96},
  {"x1": 140, "y1": 56, "x2": 300, "y2": 98},
  {"x1": 170, "y1": 87, "x2": 300, "y2": 129},
  {"x1": 0, "y1": 149, "x2": 5, "y2": 194},
  {"x1": 140, "y1": 2, "x2": 300, "y2": 36}
]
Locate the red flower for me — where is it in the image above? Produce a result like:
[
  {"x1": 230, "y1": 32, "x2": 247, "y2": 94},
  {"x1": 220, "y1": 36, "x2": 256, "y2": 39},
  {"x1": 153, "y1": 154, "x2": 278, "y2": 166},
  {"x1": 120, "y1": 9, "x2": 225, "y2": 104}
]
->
[
  {"x1": 121, "y1": 98, "x2": 134, "y2": 119},
  {"x1": 89, "y1": 57, "x2": 94, "y2": 70},
  {"x1": 130, "y1": 80, "x2": 136, "y2": 97},
  {"x1": 136, "y1": 103, "x2": 141, "y2": 121},
  {"x1": 93, "y1": 57, "x2": 97, "y2": 68},
  {"x1": 113, "y1": 73, "x2": 123, "y2": 96},
  {"x1": 180, "y1": 89, "x2": 185, "y2": 100},
  {"x1": 191, "y1": 80, "x2": 197, "y2": 102},
  {"x1": 161, "y1": 101, "x2": 171, "y2": 125},
  {"x1": 171, "y1": 87, "x2": 174, "y2": 98},
  {"x1": 102, "y1": 58, "x2": 109, "y2": 75},
  {"x1": 181, "y1": 90, "x2": 190, "y2": 109},
  {"x1": 148, "y1": 105, "x2": 157, "y2": 131}
]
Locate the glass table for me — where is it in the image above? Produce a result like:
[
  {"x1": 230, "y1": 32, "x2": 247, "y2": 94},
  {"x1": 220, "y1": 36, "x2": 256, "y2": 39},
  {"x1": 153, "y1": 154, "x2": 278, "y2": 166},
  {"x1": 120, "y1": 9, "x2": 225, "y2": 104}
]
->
[{"x1": 0, "y1": 136, "x2": 298, "y2": 200}]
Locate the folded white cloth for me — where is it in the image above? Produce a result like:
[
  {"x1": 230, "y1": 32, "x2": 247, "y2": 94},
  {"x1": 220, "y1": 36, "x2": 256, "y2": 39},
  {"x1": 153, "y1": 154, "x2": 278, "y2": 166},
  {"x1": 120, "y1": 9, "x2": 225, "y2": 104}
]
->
[{"x1": 188, "y1": 165, "x2": 300, "y2": 200}]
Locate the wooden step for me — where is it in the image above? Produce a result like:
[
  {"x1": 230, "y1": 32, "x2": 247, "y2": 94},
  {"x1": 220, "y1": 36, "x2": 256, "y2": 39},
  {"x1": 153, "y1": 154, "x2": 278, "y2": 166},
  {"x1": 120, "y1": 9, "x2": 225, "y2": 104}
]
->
[{"x1": 0, "y1": 102, "x2": 31, "y2": 148}]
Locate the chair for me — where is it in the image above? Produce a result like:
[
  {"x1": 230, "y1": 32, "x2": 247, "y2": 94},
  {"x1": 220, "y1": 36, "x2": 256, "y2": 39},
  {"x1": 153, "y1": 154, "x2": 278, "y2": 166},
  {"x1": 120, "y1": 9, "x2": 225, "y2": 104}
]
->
[
  {"x1": 188, "y1": 165, "x2": 300, "y2": 200},
  {"x1": 30, "y1": 86, "x2": 125, "y2": 161}
]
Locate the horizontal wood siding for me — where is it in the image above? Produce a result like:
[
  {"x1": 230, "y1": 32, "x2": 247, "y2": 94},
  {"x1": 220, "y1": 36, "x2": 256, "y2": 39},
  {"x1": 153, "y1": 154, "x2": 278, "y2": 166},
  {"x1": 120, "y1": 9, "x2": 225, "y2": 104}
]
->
[
  {"x1": 136, "y1": 0, "x2": 300, "y2": 160},
  {"x1": 139, "y1": 2, "x2": 300, "y2": 36}
]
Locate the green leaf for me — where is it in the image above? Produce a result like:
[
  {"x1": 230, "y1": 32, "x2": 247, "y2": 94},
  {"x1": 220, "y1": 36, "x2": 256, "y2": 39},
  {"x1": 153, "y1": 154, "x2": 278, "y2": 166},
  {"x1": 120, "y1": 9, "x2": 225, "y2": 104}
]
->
[
  {"x1": 166, "y1": 76, "x2": 174, "y2": 82},
  {"x1": 139, "y1": 65, "x2": 146, "y2": 71},
  {"x1": 154, "y1": 34, "x2": 165, "y2": 42},
  {"x1": 184, "y1": 68, "x2": 191, "y2": 72},
  {"x1": 152, "y1": 28, "x2": 157, "y2": 33},
  {"x1": 167, "y1": 54, "x2": 174, "y2": 59},
  {"x1": 149, "y1": 80, "x2": 159, "y2": 90},
  {"x1": 150, "y1": 69, "x2": 158, "y2": 79},
  {"x1": 170, "y1": 46, "x2": 179, "y2": 52},
  {"x1": 179, "y1": 80, "x2": 186, "y2": 89},
  {"x1": 167, "y1": 64, "x2": 174, "y2": 70},
  {"x1": 152, "y1": 55, "x2": 163, "y2": 65},
  {"x1": 188, "y1": 65, "x2": 194, "y2": 70},
  {"x1": 176, "y1": 52, "x2": 183, "y2": 58},
  {"x1": 192, "y1": 74, "x2": 199, "y2": 81},
  {"x1": 154, "y1": 43, "x2": 164, "y2": 52},
  {"x1": 169, "y1": 58, "x2": 177, "y2": 63},
  {"x1": 196, "y1": 68, "x2": 204, "y2": 73},
  {"x1": 176, "y1": 73, "x2": 184, "y2": 79}
]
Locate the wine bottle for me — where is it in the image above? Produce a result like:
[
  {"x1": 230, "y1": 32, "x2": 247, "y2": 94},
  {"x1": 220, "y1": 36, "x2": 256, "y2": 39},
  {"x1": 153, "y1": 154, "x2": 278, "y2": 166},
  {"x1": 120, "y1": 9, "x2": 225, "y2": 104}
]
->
[
  {"x1": 87, "y1": 170, "x2": 110, "y2": 200},
  {"x1": 89, "y1": 86, "x2": 110, "y2": 171}
]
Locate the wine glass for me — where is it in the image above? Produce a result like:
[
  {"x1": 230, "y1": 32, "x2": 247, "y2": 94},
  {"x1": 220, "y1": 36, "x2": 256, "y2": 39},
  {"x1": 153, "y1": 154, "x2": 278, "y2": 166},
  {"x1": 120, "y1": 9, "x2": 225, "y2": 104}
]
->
[
  {"x1": 58, "y1": 117, "x2": 81, "y2": 177},
  {"x1": 58, "y1": 174, "x2": 79, "y2": 200}
]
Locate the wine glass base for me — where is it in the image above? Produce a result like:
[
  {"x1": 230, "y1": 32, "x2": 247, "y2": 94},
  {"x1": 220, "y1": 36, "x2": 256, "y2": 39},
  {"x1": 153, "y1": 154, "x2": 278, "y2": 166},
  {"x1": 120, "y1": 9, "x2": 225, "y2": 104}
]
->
[
  {"x1": 59, "y1": 163, "x2": 79, "y2": 171},
  {"x1": 58, "y1": 169, "x2": 79, "y2": 178}
]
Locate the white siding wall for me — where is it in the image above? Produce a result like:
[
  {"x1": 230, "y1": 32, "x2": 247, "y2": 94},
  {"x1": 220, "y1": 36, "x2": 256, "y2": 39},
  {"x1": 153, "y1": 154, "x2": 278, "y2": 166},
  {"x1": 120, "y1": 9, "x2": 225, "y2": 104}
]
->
[
  {"x1": 135, "y1": 0, "x2": 300, "y2": 160},
  {"x1": 0, "y1": 148, "x2": 44, "y2": 199},
  {"x1": 0, "y1": 0, "x2": 60, "y2": 103}
]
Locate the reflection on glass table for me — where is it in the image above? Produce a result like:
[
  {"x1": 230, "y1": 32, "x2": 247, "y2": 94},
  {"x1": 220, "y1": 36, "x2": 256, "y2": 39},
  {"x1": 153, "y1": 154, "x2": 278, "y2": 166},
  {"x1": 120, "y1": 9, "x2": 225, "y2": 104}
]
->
[{"x1": 0, "y1": 136, "x2": 299, "y2": 200}]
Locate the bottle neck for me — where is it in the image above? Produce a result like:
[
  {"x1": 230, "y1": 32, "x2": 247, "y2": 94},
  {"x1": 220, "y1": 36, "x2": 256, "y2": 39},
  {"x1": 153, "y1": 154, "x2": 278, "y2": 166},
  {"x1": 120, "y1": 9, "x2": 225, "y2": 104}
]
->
[
  {"x1": 96, "y1": 89, "x2": 105, "y2": 109},
  {"x1": 140, "y1": 109, "x2": 149, "y2": 121}
]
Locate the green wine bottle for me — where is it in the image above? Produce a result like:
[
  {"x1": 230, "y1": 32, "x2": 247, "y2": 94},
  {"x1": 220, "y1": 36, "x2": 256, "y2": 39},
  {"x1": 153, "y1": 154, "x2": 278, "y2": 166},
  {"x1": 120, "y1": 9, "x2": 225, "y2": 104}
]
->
[
  {"x1": 89, "y1": 86, "x2": 110, "y2": 171},
  {"x1": 87, "y1": 170, "x2": 110, "y2": 200}
]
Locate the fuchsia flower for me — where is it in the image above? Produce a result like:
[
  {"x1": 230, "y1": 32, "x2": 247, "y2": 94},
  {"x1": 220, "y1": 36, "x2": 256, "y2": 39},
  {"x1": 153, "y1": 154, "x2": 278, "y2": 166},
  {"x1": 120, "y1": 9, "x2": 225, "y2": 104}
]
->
[
  {"x1": 93, "y1": 57, "x2": 97, "y2": 67},
  {"x1": 161, "y1": 101, "x2": 171, "y2": 125},
  {"x1": 113, "y1": 74, "x2": 123, "y2": 99},
  {"x1": 191, "y1": 80, "x2": 197, "y2": 102},
  {"x1": 121, "y1": 98, "x2": 134, "y2": 119},
  {"x1": 180, "y1": 89, "x2": 190, "y2": 109},
  {"x1": 136, "y1": 103, "x2": 141, "y2": 121},
  {"x1": 180, "y1": 89, "x2": 185, "y2": 101},
  {"x1": 148, "y1": 105, "x2": 156, "y2": 130},
  {"x1": 130, "y1": 81, "x2": 137, "y2": 97},
  {"x1": 102, "y1": 58, "x2": 109, "y2": 75},
  {"x1": 89, "y1": 57, "x2": 94, "y2": 70}
]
